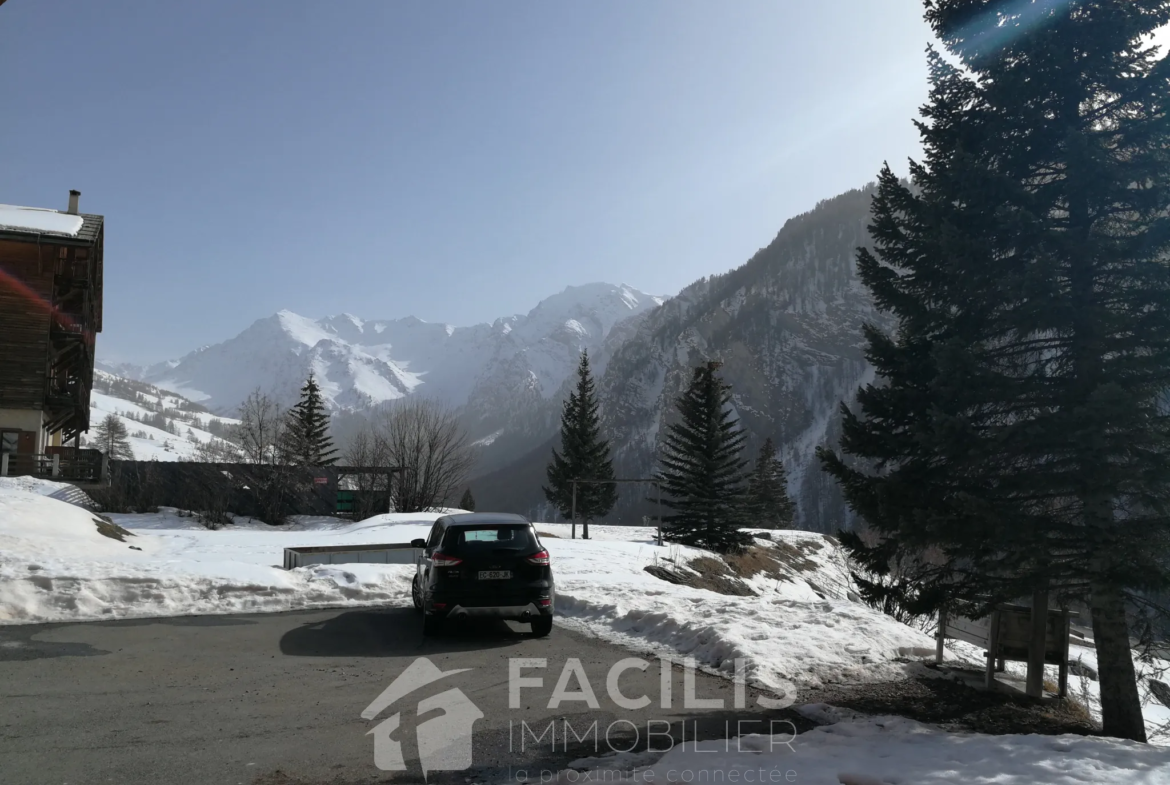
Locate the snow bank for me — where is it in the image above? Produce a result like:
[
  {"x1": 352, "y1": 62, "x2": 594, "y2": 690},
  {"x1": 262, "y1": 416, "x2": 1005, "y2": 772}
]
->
[
  {"x1": 0, "y1": 494, "x2": 934, "y2": 702},
  {"x1": 0, "y1": 491, "x2": 137, "y2": 562},
  {"x1": 562, "y1": 710, "x2": 1170, "y2": 785},
  {"x1": 0, "y1": 476, "x2": 74, "y2": 496},
  {"x1": 0, "y1": 494, "x2": 435, "y2": 624},
  {"x1": 0, "y1": 475, "x2": 94, "y2": 508},
  {"x1": 546, "y1": 529, "x2": 939, "y2": 697}
]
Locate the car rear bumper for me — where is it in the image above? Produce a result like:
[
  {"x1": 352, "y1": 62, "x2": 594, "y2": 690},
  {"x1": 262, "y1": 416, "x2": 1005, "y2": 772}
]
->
[
  {"x1": 444, "y1": 602, "x2": 551, "y2": 620},
  {"x1": 426, "y1": 596, "x2": 553, "y2": 620}
]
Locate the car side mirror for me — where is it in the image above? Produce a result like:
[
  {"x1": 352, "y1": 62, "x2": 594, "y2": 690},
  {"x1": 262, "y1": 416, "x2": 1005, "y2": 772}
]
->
[{"x1": 410, "y1": 538, "x2": 426, "y2": 549}]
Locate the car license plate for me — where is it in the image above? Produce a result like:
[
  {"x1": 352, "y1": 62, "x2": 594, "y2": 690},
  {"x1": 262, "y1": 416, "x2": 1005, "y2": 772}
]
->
[{"x1": 478, "y1": 570, "x2": 512, "y2": 580}]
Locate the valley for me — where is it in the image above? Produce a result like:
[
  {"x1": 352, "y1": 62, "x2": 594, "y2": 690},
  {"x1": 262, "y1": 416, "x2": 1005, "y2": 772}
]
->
[{"x1": 96, "y1": 189, "x2": 882, "y2": 531}]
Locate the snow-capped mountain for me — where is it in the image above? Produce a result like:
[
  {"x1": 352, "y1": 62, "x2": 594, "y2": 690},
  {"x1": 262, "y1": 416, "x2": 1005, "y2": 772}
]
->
[
  {"x1": 471, "y1": 186, "x2": 887, "y2": 530},
  {"x1": 105, "y1": 284, "x2": 664, "y2": 427}
]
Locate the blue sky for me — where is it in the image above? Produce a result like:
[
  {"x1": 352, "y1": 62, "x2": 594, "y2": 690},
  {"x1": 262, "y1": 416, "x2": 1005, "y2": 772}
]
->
[{"x1": 1, "y1": 1, "x2": 935, "y2": 363}]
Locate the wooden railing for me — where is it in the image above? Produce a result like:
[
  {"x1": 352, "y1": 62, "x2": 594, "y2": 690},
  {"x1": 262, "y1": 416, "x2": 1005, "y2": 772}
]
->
[{"x1": 0, "y1": 449, "x2": 108, "y2": 484}]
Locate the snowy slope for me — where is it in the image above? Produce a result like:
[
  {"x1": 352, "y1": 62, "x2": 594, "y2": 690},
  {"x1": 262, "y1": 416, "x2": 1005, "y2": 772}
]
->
[
  {"x1": 117, "y1": 283, "x2": 664, "y2": 418},
  {"x1": 86, "y1": 370, "x2": 241, "y2": 461}
]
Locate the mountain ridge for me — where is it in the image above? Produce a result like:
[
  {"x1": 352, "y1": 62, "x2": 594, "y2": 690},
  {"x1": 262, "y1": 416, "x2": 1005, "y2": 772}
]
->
[
  {"x1": 98, "y1": 186, "x2": 884, "y2": 530},
  {"x1": 98, "y1": 283, "x2": 666, "y2": 459},
  {"x1": 469, "y1": 185, "x2": 885, "y2": 531}
]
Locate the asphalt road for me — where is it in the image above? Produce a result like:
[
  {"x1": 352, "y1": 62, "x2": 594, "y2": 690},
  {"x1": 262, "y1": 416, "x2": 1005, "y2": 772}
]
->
[{"x1": 0, "y1": 609, "x2": 796, "y2": 785}]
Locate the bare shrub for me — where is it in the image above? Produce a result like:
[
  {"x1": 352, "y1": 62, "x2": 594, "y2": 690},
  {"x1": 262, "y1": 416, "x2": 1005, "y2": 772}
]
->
[
  {"x1": 341, "y1": 430, "x2": 393, "y2": 520},
  {"x1": 373, "y1": 399, "x2": 475, "y2": 513},
  {"x1": 238, "y1": 389, "x2": 286, "y2": 465}
]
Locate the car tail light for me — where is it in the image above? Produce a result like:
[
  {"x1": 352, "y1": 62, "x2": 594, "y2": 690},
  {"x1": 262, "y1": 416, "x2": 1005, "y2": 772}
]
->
[
  {"x1": 526, "y1": 549, "x2": 550, "y2": 565},
  {"x1": 432, "y1": 552, "x2": 463, "y2": 567},
  {"x1": 538, "y1": 597, "x2": 552, "y2": 607},
  {"x1": 432, "y1": 602, "x2": 447, "y2": 610}
]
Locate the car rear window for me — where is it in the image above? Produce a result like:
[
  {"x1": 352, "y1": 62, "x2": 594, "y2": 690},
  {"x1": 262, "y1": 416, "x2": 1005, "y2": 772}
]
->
[{"x1": 442, "y1": 524, "x2": 536, "y2": 552}]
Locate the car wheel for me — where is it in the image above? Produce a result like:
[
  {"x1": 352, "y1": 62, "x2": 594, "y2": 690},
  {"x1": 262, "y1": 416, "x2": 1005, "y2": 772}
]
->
[
  {"x1": 411, "y1": 575, "x2": 422, "y2": 613},
  {"x1": 423, "y1": 613, "x2": 443, "y2": 636},
  {"x1": 531, "y1": 616, "x2": 553, "y2": 637}
]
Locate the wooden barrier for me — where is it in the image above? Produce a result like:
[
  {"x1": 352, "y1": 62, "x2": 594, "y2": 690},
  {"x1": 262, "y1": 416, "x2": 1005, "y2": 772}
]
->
[
  {"x1": 937, "y1": 601, "x2": 1075, "y2": 698},
  {"x1": 283, "y1": 542, "x2": 422, "y2": 569}
]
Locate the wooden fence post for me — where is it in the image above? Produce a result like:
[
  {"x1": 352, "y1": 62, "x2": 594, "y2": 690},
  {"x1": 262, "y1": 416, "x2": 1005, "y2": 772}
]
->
[
  {"x1": 1026, "y1": 589, "x2": 1049, "y2": 699},
  {"x1": 0, "y1": 453, "x2": 7, "y2": 477},
  {"x1": 51, "y1": 454, "x2": 60, "y2": 477},
  {"x1": 1058, "y1": 610, "x2": 1070, "y2": 698},
  {"x1": 986, "y1": 608, "x2": 1001, "y2": 691},
  {"x1": 936, "y1": 607, "x2": 947, "y2": 664}
]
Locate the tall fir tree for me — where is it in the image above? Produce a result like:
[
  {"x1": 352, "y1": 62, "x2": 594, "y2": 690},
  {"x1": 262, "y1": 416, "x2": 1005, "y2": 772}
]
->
[
  {"x1": 92, "y1": 413, "x2": 134, "y2": 460},
  {"x1": 460, "y1": 488, "x2": 476, "y2": 512},
  {"x1": 820, "y1": 0, "x2": 1170, "y2": 741},
  {"x1": 543, "y1": 351, "x2": 617, "y2": 538},
  {"x1": 745, "y1": 438, "x2": 795, "y2": 529},
  {"x1": 282, "y1": 374, "x2": 338, "y2": 466},
  {"x1": 657, "y1": 362, "x2": 752, "y2": 553}
]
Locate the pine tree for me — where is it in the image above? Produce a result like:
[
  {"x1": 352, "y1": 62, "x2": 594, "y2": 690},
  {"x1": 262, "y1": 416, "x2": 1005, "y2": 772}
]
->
[
  {"x1": 819, "y1": 0, "x2": 1170, "y2": 741},
  {"x1": 282, "y1": 374, "x2": 338, "y2": 466},
  {"x1": 92, "y1": 413, "x2": 134, "y2": 460},
  {"x1": 744, "y1": 438, "x2": 795, "y2": 529},
  {"x1": 543, "y1": 351, "x2": 617, "y2": 538},
  {"x1": 657, "y1": 362, "x2": 752, "y2": 553},
  {"x1": 460, "y1": 488, "x2": 476, "y2": 512}
]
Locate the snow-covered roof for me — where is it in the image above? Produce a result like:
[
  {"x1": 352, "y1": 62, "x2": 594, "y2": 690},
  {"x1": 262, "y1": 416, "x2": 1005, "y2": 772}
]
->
[{"x1": 0, "y1": 204, "x2": 86, "y2": 237}]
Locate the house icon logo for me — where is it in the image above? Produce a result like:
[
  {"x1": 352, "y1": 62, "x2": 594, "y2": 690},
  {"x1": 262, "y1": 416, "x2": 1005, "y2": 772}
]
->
[{"x1": 361, "y1": 657, "x2": 484, "y2": 777}]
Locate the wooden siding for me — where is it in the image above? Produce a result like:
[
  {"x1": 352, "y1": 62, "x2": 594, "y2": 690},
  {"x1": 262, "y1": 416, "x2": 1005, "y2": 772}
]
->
[
  {"x1": 0, "y1": 229, "x2": 103, "y2": 441},
  {"x1": 0, "y1": 240, "x2": 55, "y2": 410}
]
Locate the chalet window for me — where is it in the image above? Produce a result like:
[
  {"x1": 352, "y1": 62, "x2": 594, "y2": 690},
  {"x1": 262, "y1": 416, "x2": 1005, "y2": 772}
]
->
[{"x1": 0, "y1": 431, "x2": 18, "y2": 454}]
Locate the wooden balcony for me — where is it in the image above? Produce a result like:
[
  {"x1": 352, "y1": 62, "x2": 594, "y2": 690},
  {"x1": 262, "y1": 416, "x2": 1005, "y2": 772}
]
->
[{"x1": 0, "y1": 449, "x2": 108, "y2": 486}]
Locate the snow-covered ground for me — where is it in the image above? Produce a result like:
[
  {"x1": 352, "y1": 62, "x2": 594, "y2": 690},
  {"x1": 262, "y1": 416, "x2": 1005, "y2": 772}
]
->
[
  {"x1": 3, "y1": 482, "x2": 1170, "y2": 782},
  {"x1": 538, "y1": 524, "x2": 934, "y2": 697},
  {"x1": 555, "y1": 708, "x2": 1170, "y2": 785},
  {"x1": 0, "y1": 496, "x2": 933, "y2": 701}
]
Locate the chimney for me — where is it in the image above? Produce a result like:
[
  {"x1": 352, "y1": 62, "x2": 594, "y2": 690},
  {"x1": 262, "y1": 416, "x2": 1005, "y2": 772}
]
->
[{"x1": 67, "y1": 190, "x2": 80, "y2": 215}]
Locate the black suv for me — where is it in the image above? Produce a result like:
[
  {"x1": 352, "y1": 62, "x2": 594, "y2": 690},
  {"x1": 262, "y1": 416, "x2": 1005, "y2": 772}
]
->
[{"x1": 411, "y1": 513, "x2": 555, "y2": 637}]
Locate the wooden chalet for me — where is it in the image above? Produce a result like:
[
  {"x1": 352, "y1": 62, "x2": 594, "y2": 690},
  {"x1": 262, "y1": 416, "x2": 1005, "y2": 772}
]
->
[{"x1": 0, "y1": 190, "x2": 106, "y2": 483}]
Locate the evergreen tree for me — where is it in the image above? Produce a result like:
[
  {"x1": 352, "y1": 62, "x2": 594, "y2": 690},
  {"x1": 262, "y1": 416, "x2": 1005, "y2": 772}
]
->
[
  {"x1": 543, "y1": 351, "x2": 617, "y2": 538},
  {"x1": 657, "y1": 362, "x2": 752, "y2": 553},
  {"x1": 819, "y1": 0, "x2": 1170, "y2": 741},
  {"x1": 282, "y1": 374, "x2": 338, "y2": 466},
  {"x1": 460, "y1": 488, "x2": 476, "y2": 512},
  {"x1": 745, "y1": 438, "x2": 795, "y2": 529},
  {"x1": 92, "y1": 413, "x2": 134, "y2": 460}
]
